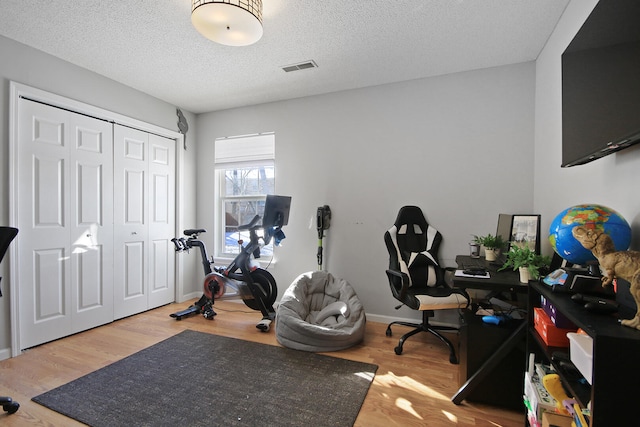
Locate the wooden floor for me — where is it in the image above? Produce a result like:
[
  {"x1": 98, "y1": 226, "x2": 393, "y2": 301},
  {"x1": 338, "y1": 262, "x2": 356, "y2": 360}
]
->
[{"x1": 1, "y1": 300, "x2": 524, "y2": 426}]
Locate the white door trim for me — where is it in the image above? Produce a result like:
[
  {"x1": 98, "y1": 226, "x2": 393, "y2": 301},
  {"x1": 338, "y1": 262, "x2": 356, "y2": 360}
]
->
[{"x1": 8, "y1": 81, "x2": 185, "y2": 357}]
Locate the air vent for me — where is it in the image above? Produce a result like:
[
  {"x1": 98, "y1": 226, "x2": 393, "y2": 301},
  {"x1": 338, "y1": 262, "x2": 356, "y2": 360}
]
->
[{"x1": 282, "y1": 60, "x2": 318, "y2": 73}]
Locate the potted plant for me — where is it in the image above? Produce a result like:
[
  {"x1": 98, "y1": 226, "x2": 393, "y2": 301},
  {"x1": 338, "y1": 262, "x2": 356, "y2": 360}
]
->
[
  {"x1": 472, "y1": 234, "x2": 506, "y2": 261},
  {"x1": 499, "y1": 243, "x2": 551, "y2": 283}
]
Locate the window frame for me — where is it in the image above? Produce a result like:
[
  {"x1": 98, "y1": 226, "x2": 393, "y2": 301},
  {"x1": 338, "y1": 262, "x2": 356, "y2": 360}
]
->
[{"x1": 213, "y1": 133, "x2": 275, "y2": 259}]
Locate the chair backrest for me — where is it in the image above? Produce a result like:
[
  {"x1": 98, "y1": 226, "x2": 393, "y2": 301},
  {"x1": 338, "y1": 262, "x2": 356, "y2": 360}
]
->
[
  {"x1": 385, "y1": 206, "x2": 444, "y2": 288},
  {"x1": 0, "y1": 227, "x2": 19, "y2": 265}
]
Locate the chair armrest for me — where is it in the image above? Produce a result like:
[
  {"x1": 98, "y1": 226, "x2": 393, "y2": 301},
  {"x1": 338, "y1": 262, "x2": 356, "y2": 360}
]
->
[
  {"x1": 443, "y1": 266, "x2": 457, "y2": 288},
  {"x1": 443, "y1": 267, "x2": 471, "y2": 308},
  {"x1": 385, "y1": 268, "x2": 409, "y2": 301}
]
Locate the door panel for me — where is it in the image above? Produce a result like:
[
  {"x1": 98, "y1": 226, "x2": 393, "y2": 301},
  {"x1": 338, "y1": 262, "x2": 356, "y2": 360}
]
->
[
  {"x1": 33, "y1": 248, "x2": 67, "y2": 320},
  {"x1": 19, "y1": 101, "x2": 71, "y2": 349},
  {"x1": 114, "y1": 126, "x2": 149, "y2": 319},
  {"x1": 33, "y1": 156, "x2": 65, "y2": 227},
  {"x1": 124, "y1": 241, "x2": 145, "y2": 297},
  {"x1": 148, "y1": 134, "x2": 175, "y2": 308},
  {"x1": 18, "y1": 99, "x2": 113, "y2": 348},
  {"x1": 70, "y1": 114, "x2": 114, "y2": 332}
]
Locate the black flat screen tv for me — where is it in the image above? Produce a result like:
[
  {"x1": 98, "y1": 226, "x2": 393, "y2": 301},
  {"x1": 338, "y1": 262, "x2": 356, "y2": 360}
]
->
[{"x1": 561, "y1": 0, "x2": 640, "y2": 167}]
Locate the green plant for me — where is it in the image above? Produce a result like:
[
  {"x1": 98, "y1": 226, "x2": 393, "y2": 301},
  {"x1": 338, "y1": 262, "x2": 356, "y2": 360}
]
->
[
  {"x1": 498, "y1": 244, "x2": 551, "y2": 280},
  {"x1": 472, "y1": 234, "x2": 506, "y2": 250}
]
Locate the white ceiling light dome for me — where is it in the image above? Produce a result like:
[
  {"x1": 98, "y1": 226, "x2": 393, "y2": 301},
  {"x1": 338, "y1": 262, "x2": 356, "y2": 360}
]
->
[{"x1": 191, "y1": 0, "x2": 263, "y2": 47}]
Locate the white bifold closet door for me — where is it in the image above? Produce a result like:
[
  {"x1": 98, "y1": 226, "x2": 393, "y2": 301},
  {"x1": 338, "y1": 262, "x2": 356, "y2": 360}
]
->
[
  {"x1": 16, "y1": 99, "x2": 176, "y2": 350},
  {"x1": 113, "y1": 125, "x2": 175, "y2": 320},
  {"x1": 18, "y1": 98, "x2": 114, "y2": 349}
]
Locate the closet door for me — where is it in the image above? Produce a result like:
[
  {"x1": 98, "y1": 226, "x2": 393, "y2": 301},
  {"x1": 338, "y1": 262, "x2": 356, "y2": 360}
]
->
[
  {"x1": 17, "y1": 99, "x2": 114, "y2": 349},
  {"x1": 113, "y1": 126, "x2": 175, "y2": 319},
  {"x1": 148, "y1": 134, "x2": 176, "y2": 308},
  {"x1": 113, "y1": 126, "x2": 149, "y2": 319},
  {"x1": 70, "y1": 114, "x2": 114, "y2": 332}
]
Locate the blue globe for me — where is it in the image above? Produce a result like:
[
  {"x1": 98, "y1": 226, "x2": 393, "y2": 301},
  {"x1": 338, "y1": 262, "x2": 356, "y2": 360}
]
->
[{"x1": 549, "y1": 204, "x2": 631, "y2": 265}]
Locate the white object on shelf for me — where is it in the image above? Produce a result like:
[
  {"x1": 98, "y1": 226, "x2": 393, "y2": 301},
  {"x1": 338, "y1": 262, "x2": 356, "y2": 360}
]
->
[{"x1": 567, "y1": 332, "x2": 593, "y2": 385}]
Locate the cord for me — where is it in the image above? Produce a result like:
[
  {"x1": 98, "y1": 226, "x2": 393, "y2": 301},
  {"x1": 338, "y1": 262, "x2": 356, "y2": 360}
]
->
[{"x1": 215, "y1": 305, "x2": 256, "y2": 314}]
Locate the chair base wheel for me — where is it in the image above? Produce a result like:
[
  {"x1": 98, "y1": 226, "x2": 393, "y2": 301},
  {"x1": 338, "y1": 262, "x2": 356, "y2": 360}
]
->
[
  {"x1": 386, "y1": 316, "x2": 459, "y2": 363},
  {"x1": 3, "y1": 401, "x2": 19, "y2": 414}
]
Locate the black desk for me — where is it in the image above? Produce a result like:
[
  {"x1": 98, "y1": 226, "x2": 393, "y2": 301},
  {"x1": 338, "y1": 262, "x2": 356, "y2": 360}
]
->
[
  {"x1": 452, "y1": 255, "x2": 526, "y2": 294},
  {"x1": 451, "y1": 255, "x2": 527, "y2": 408}
]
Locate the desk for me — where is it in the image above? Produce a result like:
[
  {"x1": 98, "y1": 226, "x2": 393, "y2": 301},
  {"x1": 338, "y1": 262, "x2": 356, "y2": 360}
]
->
[
  {"x1": 451, "y1": 255, "x2": 527, "y2": 408},
  {"x1": 452, "y1": 255, "x2": 526, "y2": 294}
]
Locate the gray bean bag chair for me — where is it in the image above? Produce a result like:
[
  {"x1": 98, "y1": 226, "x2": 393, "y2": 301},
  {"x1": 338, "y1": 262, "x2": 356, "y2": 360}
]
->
[{"x1": 275, "y1": 271, "x2": 366, "y2": 352}]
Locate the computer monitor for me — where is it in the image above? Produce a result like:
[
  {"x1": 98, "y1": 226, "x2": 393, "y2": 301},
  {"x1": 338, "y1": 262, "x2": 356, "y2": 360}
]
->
[
  {"x1": 262, "y1": 195, "x2": 292, "y2": 228},
  {"x1": 496, "y1": 214, "x2": 513, "y2": 252},
  {"x1": 496, "y1": 214, "x2": 541, "y2": 254}
]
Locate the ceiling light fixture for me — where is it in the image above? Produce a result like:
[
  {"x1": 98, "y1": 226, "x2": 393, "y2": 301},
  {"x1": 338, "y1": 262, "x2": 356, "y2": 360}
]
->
[{"x1": 191, "y1": 0, "x2": 263, "y2": 47}]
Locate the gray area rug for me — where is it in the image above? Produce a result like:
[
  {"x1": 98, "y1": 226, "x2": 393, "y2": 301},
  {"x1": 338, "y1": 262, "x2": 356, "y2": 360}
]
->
[{"x1": 32, "y1": 330, "x2": 377, "y2": 426}]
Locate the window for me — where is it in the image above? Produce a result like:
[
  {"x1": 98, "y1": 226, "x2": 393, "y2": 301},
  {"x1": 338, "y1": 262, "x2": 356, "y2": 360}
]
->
[{"x1": 214, "y1": 133, "x2": 275, "y2": 258}]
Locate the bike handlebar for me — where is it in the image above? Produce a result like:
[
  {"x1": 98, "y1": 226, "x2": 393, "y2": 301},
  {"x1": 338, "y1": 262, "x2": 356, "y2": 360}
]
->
[
  {"x1": 171, "y1": 237, "x2": 187, "y2": 251},
  {"x1": 238, "y1": 215, "x2": 261, "y2": 231}
]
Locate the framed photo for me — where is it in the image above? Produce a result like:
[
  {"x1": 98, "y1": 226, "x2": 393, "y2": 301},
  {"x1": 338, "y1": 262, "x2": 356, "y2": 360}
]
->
[{"x1": 496, "y1": 214, "x2": 541, "y2": 254}]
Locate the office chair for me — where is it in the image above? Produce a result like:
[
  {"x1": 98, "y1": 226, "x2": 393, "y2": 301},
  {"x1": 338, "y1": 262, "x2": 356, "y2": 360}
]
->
[
  {"x1": 384, "y1": 206, "x2": 469, "y2": 363},
  {"x1": 0, "y1": 227, "x2": 19, "y2": 414}
]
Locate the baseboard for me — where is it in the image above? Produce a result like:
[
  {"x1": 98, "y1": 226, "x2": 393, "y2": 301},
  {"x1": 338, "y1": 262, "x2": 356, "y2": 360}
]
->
[
  {"x1": 365, "y1": 312, "x2": 461, "y2": 329},
  {"x1": 177, "y1": 291, "x2": 202, "y2": 303},
  {"x1": 366, "y1": 313, "x2": 415, "y2": 325},
  {"x1": 175, "y1": 293, "x2": 461, "y2": 328},
  {"x1": 0, "y1": 347, "x2": 11, "y2": 361},
  {"x1": 177, "y1": 295, "x2": 279, "y2": 312}
]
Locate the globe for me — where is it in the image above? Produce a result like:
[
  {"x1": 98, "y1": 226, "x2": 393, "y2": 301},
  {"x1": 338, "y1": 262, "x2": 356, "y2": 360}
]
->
[{"x1": 549, "y1": 204, "x2": 632, "y2": 265}]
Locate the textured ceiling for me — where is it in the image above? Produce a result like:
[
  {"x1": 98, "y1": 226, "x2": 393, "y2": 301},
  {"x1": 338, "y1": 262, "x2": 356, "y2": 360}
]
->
[{"x1": 0, "y1": 0, "x2": 570, "y2": 114}]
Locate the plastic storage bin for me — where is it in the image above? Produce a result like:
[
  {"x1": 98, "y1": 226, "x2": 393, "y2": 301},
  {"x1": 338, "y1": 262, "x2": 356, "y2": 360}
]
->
[
  {"x1": 533, "y1": 307, "x2": 577, "y2": 347},
  {"x1": 540, "y1": 295, "x2": 576, "y2": 329},
  {"x1": 567, "y1": 332, "x2": 593, "y2": 384}
]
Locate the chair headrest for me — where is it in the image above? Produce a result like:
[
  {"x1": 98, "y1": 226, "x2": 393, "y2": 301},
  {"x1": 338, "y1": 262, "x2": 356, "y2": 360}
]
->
[
  {"x1": 392, "y1": 206, "x2": 429, "y2": 253},
  {"x1": 394, "y1": 206, "x2": 427, "y2": 229}
]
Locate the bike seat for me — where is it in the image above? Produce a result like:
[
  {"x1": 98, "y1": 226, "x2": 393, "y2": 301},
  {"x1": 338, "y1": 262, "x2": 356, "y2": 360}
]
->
[{"x1": 184, "y1": 228, "x2": 206, "y2": 236}]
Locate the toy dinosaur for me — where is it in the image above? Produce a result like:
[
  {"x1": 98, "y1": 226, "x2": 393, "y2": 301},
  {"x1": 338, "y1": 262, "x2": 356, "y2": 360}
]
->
[{"x1": 572, "y1": 226, "x2": 640, "y2": 329}]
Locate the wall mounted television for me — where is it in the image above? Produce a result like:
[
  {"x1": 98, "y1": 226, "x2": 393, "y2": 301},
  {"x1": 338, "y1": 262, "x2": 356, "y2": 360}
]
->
[{"x1": 561, "y1": 0, "x2": 640, "y2": 167}]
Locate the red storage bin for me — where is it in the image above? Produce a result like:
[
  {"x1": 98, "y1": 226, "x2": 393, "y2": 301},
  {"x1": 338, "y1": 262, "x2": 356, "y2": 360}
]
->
[{"x1": 533, "y1": 307, "x2": 577, "y2": 347}]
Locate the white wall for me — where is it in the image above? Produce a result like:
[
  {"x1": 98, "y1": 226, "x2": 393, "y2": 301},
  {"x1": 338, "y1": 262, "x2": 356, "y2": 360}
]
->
[
  {"x1": 8, "y1": 0, "x2": 631, "y2": 349},
  {"x1": 196, "y1": 62, "x2": 537, "y2": 322},
  {"x1": 0, "y1": 35, "x2": 199, "y2": 356},
  {"x1": 534, "y1": 0, "x2": 640, "y2": 254}
]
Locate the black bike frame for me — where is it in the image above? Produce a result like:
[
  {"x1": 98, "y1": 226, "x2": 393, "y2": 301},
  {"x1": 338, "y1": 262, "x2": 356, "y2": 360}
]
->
[
  {"x1": 221, "y1": 215, "x2": 272, "y2": 314},
  {"x1": 172, "y1": 215, "x2": 275, "y2": 319}
]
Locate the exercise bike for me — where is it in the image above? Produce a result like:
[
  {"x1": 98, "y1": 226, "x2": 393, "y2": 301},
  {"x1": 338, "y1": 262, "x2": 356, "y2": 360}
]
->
[{"x1": 171, "y1": 195, "x2": 290, "y2": 332}]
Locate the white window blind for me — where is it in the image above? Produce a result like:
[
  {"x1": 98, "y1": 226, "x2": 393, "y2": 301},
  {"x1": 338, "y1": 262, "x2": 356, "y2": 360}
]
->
[{"x1": 215, "y1": 133, "x2": 274, "y2": 168}]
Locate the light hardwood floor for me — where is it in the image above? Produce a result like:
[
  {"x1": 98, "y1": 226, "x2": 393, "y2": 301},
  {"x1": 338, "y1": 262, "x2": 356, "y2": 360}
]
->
[{"x1": 1, "y1": 300, "x2": 524, "y2": 426}]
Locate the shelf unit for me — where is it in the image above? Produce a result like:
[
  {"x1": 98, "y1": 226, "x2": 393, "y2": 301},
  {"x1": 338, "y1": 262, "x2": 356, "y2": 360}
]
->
[{"x1": 527, "y1": 282, "x2": 640, "y2": 426}]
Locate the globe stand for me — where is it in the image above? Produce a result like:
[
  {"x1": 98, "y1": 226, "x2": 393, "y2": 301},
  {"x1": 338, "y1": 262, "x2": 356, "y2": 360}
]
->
[{"x1": 586, "y1": 261, "x2": 600, "y2": 276}]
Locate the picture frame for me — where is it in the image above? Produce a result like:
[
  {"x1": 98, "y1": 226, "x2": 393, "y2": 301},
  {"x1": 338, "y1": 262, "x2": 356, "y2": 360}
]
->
[{"x1": 496, "y1": 214, "x2": 541, "y2": 254}]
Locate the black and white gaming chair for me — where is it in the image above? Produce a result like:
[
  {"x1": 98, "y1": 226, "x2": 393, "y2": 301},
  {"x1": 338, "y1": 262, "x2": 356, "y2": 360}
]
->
[
  {"x1": 384, "y1": 206, "x2": 469, "y2": 363},
  {"x1": 0, "y1": 227, "x2": 19, "y2": 414}
]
